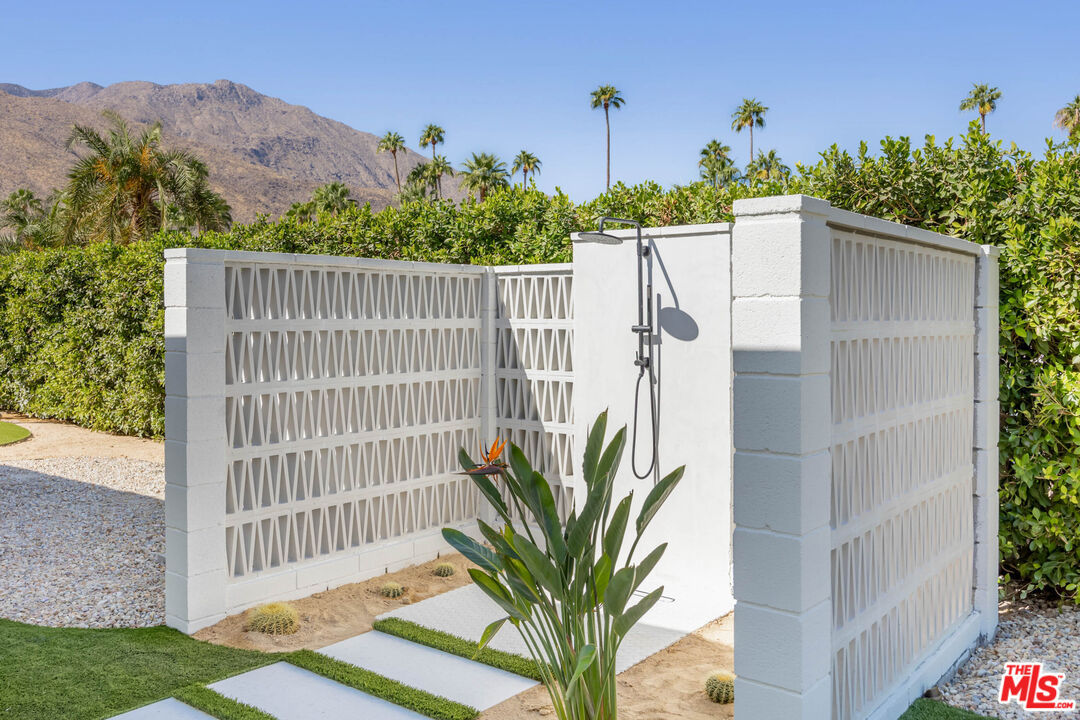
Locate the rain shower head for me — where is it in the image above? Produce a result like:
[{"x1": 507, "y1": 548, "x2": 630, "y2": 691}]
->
[{"x1": 575, "y1": 231, "x2": 623, "y2": 244}]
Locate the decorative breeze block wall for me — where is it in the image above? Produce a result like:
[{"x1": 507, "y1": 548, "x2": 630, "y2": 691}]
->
[
  {"x1": 165, "y1": 250, "x2": 575, "y2": 632},
  {"x1": 731, "y1": 196, "x2": 999, "y2": 720},
  {"x1": 492, "y1": 266, "x2": 575, "y2": 517}
]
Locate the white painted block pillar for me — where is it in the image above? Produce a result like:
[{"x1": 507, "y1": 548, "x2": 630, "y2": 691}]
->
[
  {"x1": 164, "y1": 248, "x2": 228, "y2": 633},
  {"x1": 973, "y1": 245, "x2": 1001, "y2": 640},
  {"x1": 731, "y1": 196, "x2": 833, "y2": 718}
]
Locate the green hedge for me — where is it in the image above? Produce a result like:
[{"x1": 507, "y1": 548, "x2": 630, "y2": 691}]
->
[{"x1": 2, "y1": 126, "x2": 1080, "y2": 600}]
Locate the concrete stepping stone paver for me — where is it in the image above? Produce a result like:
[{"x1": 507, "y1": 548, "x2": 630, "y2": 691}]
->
[
  {"x1": 110, "y1": 698, "x2": 215, "y2": 720},
  {"x1": 381, "y1": 584, "x2": 685, "y2": 673},
  {"x1": 209, "y1": 661, "x2": 425, "y2": 720},
  {"x1": 321, "y1": 630, "x2": 537, "y2": 710}
]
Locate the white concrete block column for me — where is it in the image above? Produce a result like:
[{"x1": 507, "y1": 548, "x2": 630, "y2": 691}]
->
[
  {"x1": 973, "y1": 245, "x2": 1001, "y2": 640},
  {"x1": 164, "y1": 248, "x2": 228, "y2": 633},
  {"x1": 731, "y1": 196, "x2": 833, "y2": 719}
]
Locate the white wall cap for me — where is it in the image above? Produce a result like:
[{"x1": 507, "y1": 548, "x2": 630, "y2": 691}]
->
[
  {"x1": 733, "y1": 194, "x2": 832, "y2": 218},
  {"x1": 571, "y1": 222, "x2": 732, "y2": 243},
  {"x1": 827, "y1": 206, "x2": 983, "y2": 256}
]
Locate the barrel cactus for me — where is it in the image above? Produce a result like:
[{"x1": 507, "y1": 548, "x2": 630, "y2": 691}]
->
[
  {"x1": 705, "y1": 671, "x2": 735, "y2": 704},
  {"x1": 246, "y1": 602, "x2": 299, "y2": 635},
  {"x1": 433, "y1": 562, "x2": 456, "y2": 577},
  {"x1": 380, "y1": 581, "x2": 405, "y2": 598}
]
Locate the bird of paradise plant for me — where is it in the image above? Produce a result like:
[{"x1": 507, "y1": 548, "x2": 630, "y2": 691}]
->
[{"x1": 443, "y1": 411, "x2": 683, "y2": 720}]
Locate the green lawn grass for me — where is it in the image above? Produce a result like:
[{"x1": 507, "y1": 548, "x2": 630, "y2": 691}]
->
[
  {"x1": 900, "y1": 698, "x2": 994, "y2": 719},
  {"x1": 0, "y1": 619, "x2": 275, "y2": 720},
  {"x1": 372, "y1": 617, "x2": 543, "y2": 681},
  {"x1": 288, "y1": 649, "x2": 478, "y2": 720},
  {"x1": 0, "y1": 420, "x2": 30, "y2": 446},
  {"x1": 172, "y1": 684, "x2": 277, "y2": 720}
]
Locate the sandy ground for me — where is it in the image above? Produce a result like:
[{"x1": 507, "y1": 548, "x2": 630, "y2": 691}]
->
[
  {"x1": 195, "y1": 553, "x2": 479, "y2": 653},
  {"x1": 481, "y1": 614, "x2": 735, "y2": 720},
  {"x1": 0, "y1": 412, "x2": 163, "y2": 462}
]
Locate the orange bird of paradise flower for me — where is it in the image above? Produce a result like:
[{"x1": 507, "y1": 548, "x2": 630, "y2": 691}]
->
[{"x1": 463, "y1": 438, "x2": 507, "y2": 475}]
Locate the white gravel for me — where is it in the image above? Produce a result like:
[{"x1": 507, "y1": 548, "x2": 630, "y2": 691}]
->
[
  {"x1": 941, "y1": 599, "x2": 1080, "y2": 718},
  {"x1": 0, "y1": 457, "x2": 165, "y2": 628}
]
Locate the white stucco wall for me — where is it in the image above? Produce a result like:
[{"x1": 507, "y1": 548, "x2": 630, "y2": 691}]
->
[{"x1": 572, "y1": 223, "x2": 734, "y2": 631}]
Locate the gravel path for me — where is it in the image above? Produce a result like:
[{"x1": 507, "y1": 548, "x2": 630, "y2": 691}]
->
[
  {"x1": 941, "y1": 599, "x2": 1080, "y2": 718},
  {"x1": 0, "y1": 457, "x2": 165, "y2": 628}
]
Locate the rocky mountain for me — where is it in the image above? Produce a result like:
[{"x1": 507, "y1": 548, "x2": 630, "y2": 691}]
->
[{"x1": 0, "y1": 79, "x2": 447, "y2": 222}]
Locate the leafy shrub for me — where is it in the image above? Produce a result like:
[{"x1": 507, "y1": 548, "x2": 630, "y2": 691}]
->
[
  {"x1": 705, "y1": 672, "x2": 735, "y2": 704},
  {"x1": 245, "y1": 603, "x2": 299, "y2": 635}
]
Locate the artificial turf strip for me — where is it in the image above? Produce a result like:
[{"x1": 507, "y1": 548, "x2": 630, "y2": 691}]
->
[
  {"x1": 173, "y1": 684, "x2": 277, "y2": 720},
  {"x1": 0, "y1": 619, "x2": 276, "y2": 720},
  {"x1": 900, "y1": 698, "x2": 994, "y2": 719},
  {"x1": 373, "y1": 617, "x2": 544, "y2": 682},
  {"x1": 0, "y1": 420, "x2": 30, "y2": 445},
  {"x1": 287, "y1": 649, "x2": 479, "y2": 720}
]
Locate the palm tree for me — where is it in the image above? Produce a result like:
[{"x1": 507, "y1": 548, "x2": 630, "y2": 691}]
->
[
  {"x1": 731, "y1": 99, "x2": 768, "y2": 160},
  {"x1": 400, "y1": 162, "x2": 433, "y2": 203},
  {"x1": 1055, "y1": 95, "x2": 1080, "y2": 138},
  {"x1": 512, "y1": 150, "x2": 542, "y2": 187},
  {"x1": 377, "y1": 131, "x2": 406, "y2": 192},
  {"x1": 165, "y1": 160, "x2": 231, "y2": 234},
  {"x1": 428, "y1": 155, "x2": 454, "y2": 198},
  {"x1": 459, "y1": 152, "x2": 509, "y2": 201},
  {"x1": 311, "y1": 182, "x2": 354, "y2": 215},
  {"x1": 64, "y1": 110, "x2": 230, "y2": 243},
  {"x1": 959, "y1": 84, "x2": 1002, "y2": 132},
  {"x1": 419, "y1": 125, "x2": 446, "y2": 197},
  {"x1": 698, "y1": 141, "x2": 736, "y2": 187},
  {"x1": 590, "y1": 85, "x2": 625, "y2": 189},
  {"x1": 1, "y1": 189, "x2": 51, "y2": 249},
  {"x1": 746, "y1": 149, "x2": 791, "y2": 182}
]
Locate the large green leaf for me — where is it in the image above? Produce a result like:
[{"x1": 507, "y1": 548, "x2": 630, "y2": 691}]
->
[
  {"x1": 458, "y1": 447, "x2": 478, "y2": 472},
  {"x1": 631, "y1": 543, "x2": 667, "y2": 593},
  {"x1": 529, "y1": 470, "x2": 568, "y2": 561},
  {"x1": 477, "y1": 519, "x2": 519, "y2": 561},
  {"x1": 476, "y1": 617, "x2": 508, "y2": 656},
  {"x1": 468, "y1": 472, "x2": 511, "y2": 524},
  {"x1": 509, "y1": 443, "x2": 542, "y2": 517},
  {"x1": 566, "y1": 475, "x2": 609, "y2": 559},
  {"x1": 595, "y1": 426, "x2": 626, "y2": 489},
  {"x1": 513, "y1": 535, "x2": 564, "y2": 600},
  {"x1": 614, "y1": 586, "x2": 664, "y2": 637},
  {"x1": 582, "y1": 410, "x2": 608, "y2": 489},
  {"x1": 442, "y1": 528, "x2": 499, "y2": 573},
  {"x1": 592, "y1": 554, "x2": 613, "y2": 604},
  {"x1": 468, "y1": 568, "x2": 526, "y2": 621},
  {"x1": 604, "y1": 566, "x2": 636, "y2": 617},
  {"x1": 565, "y1": 644, "x2": 597, "y2": 698},
  {"x1": 603, "y1": 495, "x2": 633, "y2": 564},
  {"x1": 635, "y1": 465, "x2": 685, "y2": 536}
]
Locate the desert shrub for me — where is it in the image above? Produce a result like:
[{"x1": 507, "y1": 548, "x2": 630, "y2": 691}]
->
[
  {"x1": 705, "y1": 672, "x2": 735, "y2": 704},
  {"x1": 379, "y1": 581, "x2": 404, "y2": 599},
  {"x1": 245, "y1": 603, "x2": 299, "y2": 635}
]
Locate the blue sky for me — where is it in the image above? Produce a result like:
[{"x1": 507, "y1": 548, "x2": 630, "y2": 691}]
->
[{"x1": 6, "y1": 0, "x2": 1077, "y2": 200}]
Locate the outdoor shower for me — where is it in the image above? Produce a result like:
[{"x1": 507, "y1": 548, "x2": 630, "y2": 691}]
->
[{"x1": 576, "y1": 218, "x2": 660, "y2": 483}]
